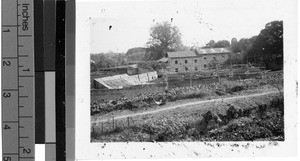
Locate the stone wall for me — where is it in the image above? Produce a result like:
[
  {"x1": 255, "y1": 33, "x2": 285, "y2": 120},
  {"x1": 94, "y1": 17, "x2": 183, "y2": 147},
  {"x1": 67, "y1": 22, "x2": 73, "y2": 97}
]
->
[{"x1": 169, "y1": 53, "x2": 229, "y2": 73}]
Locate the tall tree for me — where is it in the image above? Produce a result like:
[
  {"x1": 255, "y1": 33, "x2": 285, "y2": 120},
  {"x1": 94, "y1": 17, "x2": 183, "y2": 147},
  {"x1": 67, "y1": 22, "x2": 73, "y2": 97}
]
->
[
  {"x1": 90, "y1": 53, "x2": 116, "y2": 69},
  {"x1": 213, "y1": 40, "x2": 230, "y2": 48},
  {"x1": 125, "y1": 47, "x2": 146, "y2": 62},
  {"x1": 230, "y1": 38, "x2": 241, "y2": 53},
  {"x1": 202, "y1": 39, "x2": 230, "y2": 49},
  {"x1": 203, "y1": 40, "x2": 215, "y2": 48},
  {"x1": 246, "y1": 20, "x2": 283, "y2": 70},
  {"x1": 231, "y1": 38, "x2": 238, "y2": 46},
  {"x1": 145, "y1": 21, "x2": 183, "y2": 60}
]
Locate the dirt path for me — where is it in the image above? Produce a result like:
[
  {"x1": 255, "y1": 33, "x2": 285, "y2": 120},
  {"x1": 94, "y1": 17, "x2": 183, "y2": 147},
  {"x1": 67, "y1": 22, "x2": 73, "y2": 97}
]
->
[{"x1": 91, "y1": 91, "x2": 279, "y2": 124}]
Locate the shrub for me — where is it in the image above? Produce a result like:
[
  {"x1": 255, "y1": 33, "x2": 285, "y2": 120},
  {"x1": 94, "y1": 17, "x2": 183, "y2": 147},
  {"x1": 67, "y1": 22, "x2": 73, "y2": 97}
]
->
[
  {"x1": 123, "y1": 101, "x2": 138, "y2": 110},
  {"x1": 257, "y1": 104, "x2": 267, "y2": 117},
  {"x1": 270, "y1": 97, "x2": 284, "y2": 114},
  {"x1": 215, "y1": 90, "x2": 226, "y2": 96},
  {"x1": 226, "y1": 106, "x2": 238, "y2": 120},
  {"x1": 227, "y1": 85, "x2": 245, "y2": 93}
]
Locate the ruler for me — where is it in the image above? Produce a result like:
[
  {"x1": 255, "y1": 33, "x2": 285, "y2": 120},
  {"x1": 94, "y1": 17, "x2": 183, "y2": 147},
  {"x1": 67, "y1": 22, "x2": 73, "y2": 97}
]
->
[{"x1": 2, "y1": 0, "x2": 35, "y2": 160}]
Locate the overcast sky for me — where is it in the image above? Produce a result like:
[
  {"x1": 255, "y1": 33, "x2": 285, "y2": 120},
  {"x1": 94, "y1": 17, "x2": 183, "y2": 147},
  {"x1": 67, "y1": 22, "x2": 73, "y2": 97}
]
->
[{"x1": 89, "y1": 0, "x2": 288, "y2": 53}]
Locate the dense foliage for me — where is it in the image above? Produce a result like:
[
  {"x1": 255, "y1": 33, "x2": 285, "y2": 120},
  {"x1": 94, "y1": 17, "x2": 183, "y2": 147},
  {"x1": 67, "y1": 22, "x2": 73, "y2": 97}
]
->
[
  {"x1": 204, "y1": 20, "x2": 282, "y2": 71},
  {"x1": 145, "y1": 21, "x2": 183, "y2": 60},
  {"x1": 91, "y1": 72, "x2": 283, "y2": 115},
  {"x1": 202, "y1": 40, "x2": 230, "y2": 48},
  {"x1": 125, "y1": 47, "x2": 147, "y2": 62},
  {"x1": 90, "y1": 53, "x2": 127, "y2": 71},
  {"x1": 246, "y1": 21, "x2": 283, "y2": 70},
  {"x1": 92, "y1": 95, "x2": 284, "y2": 142}
]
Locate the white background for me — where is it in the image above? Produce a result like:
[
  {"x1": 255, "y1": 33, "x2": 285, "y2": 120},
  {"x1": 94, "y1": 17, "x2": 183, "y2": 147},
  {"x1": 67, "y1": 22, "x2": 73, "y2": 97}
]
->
[
  {"x1": 76, "y1": 0, "x2": 299, "y2": 160},
  {"x1": 0, "y1": 0, "x2": 299, "y2": 161}
]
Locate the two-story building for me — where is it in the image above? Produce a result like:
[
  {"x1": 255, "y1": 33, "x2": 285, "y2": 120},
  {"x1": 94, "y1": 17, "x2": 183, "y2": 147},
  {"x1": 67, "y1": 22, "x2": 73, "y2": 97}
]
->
[{"x1": 166, "y1": 48, "x2": 230, "y2": 73}]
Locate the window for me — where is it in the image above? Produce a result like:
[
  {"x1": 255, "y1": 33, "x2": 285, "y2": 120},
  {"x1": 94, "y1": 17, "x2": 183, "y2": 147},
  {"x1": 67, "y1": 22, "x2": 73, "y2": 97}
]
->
[
  {"x1": 195, "y1": 67, "x2": 198, "y2": 71},
  {"x1": 175, "y1": 68, "x2": 178, "y2": 72},
  {"x1": 204, "y1": 64, "x2": 207, "y2": 68},
  {"x1": 185, "y1": 67, "x2": 188, "y2": 71},
  {"x1": 175, "y1": 60, "x2": 178, "y2": 64},
  {"x1": 185, "y1": 60, "x2": 188, "y2": 64},
  {"x1": 194, "y1": 59, "x2": 197, "y2": 63},
  {"x1": 204, "y1": 57, "x2": 206, "y2": 60}
]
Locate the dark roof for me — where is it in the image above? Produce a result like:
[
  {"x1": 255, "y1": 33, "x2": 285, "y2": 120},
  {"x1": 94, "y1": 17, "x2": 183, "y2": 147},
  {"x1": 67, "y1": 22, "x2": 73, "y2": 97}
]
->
[
  {"x1": 158, "y1": 57, "x2": 168, "y2": 62},
  {"x1": 167, "y1": 48, "x2": 231, "y2": 59},
  {"x1": 167, "y1": 51, "x2": 197, "y2": 58},
  {"x1": 196, "y1": 48, "x2": 231, "y2": 55}
]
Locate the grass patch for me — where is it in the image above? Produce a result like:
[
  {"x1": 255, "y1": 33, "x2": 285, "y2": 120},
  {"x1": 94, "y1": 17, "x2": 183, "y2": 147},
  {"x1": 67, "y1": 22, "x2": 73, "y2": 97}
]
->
[{"x1": 92, "y1": 95, "x2": 284, "y2": 142}]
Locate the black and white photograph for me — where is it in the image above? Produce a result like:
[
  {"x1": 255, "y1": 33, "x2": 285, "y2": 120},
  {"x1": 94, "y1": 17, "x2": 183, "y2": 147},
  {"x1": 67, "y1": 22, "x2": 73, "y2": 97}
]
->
[
  {"x1": 90, "y1": 0, "x2": 284, "y2": 142},
  {"x1": 75, "y1": 0, "x2": 297, "y2": 159},
  {"x1": 0, "y1": 0, "x2": 298, "y2": 160}
]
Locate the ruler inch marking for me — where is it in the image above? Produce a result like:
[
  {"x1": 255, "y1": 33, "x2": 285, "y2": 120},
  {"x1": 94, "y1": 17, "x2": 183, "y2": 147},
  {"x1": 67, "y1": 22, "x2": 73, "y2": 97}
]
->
[
  {"x1": 3, "y1": 153, "x2": 19, "y2": 155},
  {"x1": 18, "y1": 55, "x2": 28, "y2": 57},
  {"x1": 2, "y1": 0, "x2": 35, "y2": 159},
  {"x1": 18, "y1": 75, "x2": 34, "y2": 77},
  {"x1": 19, "y1": 136, "x2": 29, "y2": 139},
  {"x1": 3, "y1": 121, "x2": 19, "y2": 123},
  {"x1": 19, "y1": 96, "x2": 29, "y2": 98},
  {"x1": 3, "y1": 57, "x2": 18, "y2": 59},
  {"x1": 2, "y1": 24, "x2": 20, "y2": 27},
  {"x1": 18, "y1": 34, "x2": 32, "y2": 37},
  {"x1": 17, "y1": 0, "x2": 20, "y2": 159},
  {"x1": 16, "y1": 0, "x2": 21, "y2": 159},
  {"x1": 3, "y1": 89, "x2": 19, "y2": 91}
]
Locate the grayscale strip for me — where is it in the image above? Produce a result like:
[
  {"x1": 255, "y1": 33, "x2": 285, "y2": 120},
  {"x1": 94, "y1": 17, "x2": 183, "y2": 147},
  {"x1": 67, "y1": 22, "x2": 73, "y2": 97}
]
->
[
  {"x1": 44, "y1": 0, "x2": 57, "y2": 160},
  {"x1": 65, "y1": 0, "x2": 76, "y2": 160}
]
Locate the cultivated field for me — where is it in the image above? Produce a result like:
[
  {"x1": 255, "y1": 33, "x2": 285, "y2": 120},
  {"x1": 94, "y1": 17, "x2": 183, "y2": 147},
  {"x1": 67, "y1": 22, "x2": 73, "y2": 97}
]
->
[{"x1": 91, "y1": 71, "x2": 283, "y2": 142}]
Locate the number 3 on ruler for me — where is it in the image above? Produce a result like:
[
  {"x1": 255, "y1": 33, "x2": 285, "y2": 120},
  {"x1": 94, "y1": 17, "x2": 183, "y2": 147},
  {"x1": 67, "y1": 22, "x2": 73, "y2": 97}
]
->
[
  {"x1": 3, "y1": 92, "x2": 11, "y2": 98},
  {"x1": 3, "y1": 156, "x2": 11, "y2": 161}
]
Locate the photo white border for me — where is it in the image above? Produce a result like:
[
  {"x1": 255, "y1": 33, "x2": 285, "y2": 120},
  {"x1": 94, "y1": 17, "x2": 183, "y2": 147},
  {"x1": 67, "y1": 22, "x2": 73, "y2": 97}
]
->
[{"x1": 75, "y1": 0, "x2": 298, "y2": 160}]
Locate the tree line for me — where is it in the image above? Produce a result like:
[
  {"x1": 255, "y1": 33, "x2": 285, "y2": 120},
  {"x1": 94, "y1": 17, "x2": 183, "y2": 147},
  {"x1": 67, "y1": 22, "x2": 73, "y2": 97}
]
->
[
  {"x1": 91, "y1": 20, "x2": 283, "y2": 71},
  {"x1": 143, "y1": 20, "x2": 283, "y2": 71}
]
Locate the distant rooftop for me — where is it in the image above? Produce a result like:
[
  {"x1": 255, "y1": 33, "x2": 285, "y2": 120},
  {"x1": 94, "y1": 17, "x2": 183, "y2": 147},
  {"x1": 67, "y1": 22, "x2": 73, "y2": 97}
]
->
[
  {"x1": 196, "y1": 48, "x2": 231, "y2": 55},
  {"x1": 158, "y1": 57, "x2": 168, "y2": 63},
  {"x1": 167, "y1": 51, "x2": 197, "y2": 58},
  {"x1": 167, "y1": 48, "x2": 231, "y2": 58}
]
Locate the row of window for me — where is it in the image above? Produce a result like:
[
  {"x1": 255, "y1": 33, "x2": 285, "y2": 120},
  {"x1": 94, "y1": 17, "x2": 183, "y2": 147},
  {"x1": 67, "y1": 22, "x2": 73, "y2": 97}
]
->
[
  {"x1": 174, "y1": 56, "x2": 225, "y2": 65},
  {"x1": 174, "y1": 65, "x2": 207, "y2": 72},
  {"x1": 174, "y1": 58, "x2": 205, "y2": 64}
]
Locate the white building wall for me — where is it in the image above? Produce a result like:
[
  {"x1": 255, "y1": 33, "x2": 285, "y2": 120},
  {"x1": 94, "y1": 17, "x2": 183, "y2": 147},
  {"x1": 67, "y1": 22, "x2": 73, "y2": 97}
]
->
[{"x1": 168, "y1": 53, "x2": 229, "y2": 73}]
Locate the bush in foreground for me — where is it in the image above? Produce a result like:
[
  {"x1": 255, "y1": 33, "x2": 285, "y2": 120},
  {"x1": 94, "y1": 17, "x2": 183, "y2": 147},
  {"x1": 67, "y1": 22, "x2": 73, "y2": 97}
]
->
[{"x1": 92, "y1": 95, "x2": 284, "y2": 142}]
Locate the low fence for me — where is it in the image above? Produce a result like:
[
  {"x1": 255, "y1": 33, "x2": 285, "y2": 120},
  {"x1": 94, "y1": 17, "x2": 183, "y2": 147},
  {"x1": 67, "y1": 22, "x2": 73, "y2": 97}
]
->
[
  {"x1": 91, "y1": 116, "x2": 134, "y2": 134},
  {"x1": 91, "y1": 71, "x2": 283, "y2": 136},
  {"x1": 91, "y1": 83, "x2": 166, "y2": 101},
  {"x1": 91, "y1": 70, "x2": 282, "y2": 101}
]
